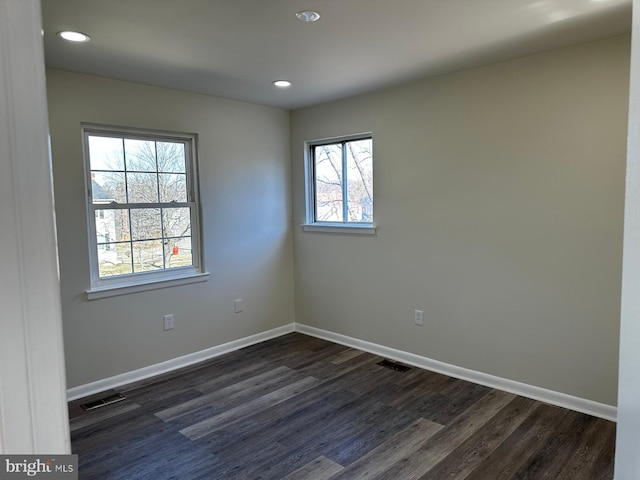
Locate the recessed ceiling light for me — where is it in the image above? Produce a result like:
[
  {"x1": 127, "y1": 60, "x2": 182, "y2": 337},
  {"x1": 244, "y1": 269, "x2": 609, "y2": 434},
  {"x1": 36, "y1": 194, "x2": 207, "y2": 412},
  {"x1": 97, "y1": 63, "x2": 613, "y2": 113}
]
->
[
  {"x1": 296, "y1": 10, "x2": 321, "y2": 22},
  {"x1": 57, "y1": 31, "x2": 91, "y2": 42},
  {"x1": 273, "y1": 80, "x2": 292, "y2": 88}
]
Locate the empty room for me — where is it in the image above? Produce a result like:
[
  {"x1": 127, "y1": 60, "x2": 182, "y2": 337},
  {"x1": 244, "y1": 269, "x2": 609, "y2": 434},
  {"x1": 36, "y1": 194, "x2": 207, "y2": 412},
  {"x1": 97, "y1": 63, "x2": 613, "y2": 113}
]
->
[{"x1": 4, "y1": 0, "x2": 640, "y2": 478}]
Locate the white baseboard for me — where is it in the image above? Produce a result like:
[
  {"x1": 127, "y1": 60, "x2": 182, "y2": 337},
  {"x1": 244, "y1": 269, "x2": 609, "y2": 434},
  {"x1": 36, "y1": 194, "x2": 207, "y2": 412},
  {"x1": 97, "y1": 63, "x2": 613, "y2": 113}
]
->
[
  {"x1": 67, "y1": 321, "x2": 617, "y2": 422},
  {"x1": 294, "y1": 323, "x2": 617, "y2": 422},
  {"x1": 66, "y1": 324, "x2": 295, "y2": 401}
]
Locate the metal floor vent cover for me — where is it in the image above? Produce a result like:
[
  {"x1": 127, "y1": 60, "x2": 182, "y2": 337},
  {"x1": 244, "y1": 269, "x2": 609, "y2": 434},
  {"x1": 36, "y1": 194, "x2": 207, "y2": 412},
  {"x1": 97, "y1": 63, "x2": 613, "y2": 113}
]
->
[
  {"x1": 81, "y1": 392, "x2": 126, "y2": 411},
  {"x1": 377, "y1": 359, "x2": 411, "y2": 372}
]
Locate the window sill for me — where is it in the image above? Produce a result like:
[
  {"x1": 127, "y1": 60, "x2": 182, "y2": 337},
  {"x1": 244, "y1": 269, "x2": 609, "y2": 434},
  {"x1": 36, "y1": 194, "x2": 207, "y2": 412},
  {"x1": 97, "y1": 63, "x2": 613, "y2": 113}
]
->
[
  {"x1": 86, "y1": 272, "x2": 210, "y2": 300},
  {"x1": 302, "y1": 223, "x2": 376, "y2": 235}
]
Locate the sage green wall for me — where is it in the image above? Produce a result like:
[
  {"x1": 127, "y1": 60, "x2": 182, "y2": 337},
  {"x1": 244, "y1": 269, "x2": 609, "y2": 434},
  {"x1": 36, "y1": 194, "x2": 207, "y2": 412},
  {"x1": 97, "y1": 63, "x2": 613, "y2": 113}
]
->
[
  {"x1": 49, "y1": 35, "x2": 629, "y2": 403},
  {"x1": 47, "y1": 69, "x2": 294, "y2": 388},
  {"x1": 291, "y1": 35, "x2": 629, "y2": 405}
]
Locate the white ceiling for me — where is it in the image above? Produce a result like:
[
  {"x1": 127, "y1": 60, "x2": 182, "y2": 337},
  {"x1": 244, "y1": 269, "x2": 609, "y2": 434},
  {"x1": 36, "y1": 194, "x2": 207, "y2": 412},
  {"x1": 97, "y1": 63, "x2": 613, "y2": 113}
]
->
[{"x1": 41, "y1": 0, "x2": 632, "y2": 109}]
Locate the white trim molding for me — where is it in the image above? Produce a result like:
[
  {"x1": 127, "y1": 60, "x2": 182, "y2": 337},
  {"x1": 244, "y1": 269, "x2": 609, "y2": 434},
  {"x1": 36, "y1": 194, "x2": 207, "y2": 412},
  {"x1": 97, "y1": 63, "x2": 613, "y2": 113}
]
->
[
  {"x1": 67, "y1": 324, "x2": 294, "y2": 401},
  {"x1": 295, "y1": 323, "x2": 617, "y2": 422},
  {"x1": 67, "y1": 322, "x2": 617, "y2": 422},
  {"x1": 86, "y1": 272, "x2": 210, "y2": 300},
  {"x1": 304, "y1": 133, "x2": 374, "y2": 228},
  {"x1": 302, "y1": 223, "x2": 376, "y2": 235},
  {"x1": 615, "y1": 2, "x2": 640, "y2": 476},
  {"x1": 0, "y1": 0, "x2": 70, "y2": 454}
]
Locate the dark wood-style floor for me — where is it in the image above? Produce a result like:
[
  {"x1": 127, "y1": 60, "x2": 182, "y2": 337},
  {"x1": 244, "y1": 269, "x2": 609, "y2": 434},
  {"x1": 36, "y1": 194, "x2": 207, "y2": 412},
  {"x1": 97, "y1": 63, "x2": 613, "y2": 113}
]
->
[{"x1": 69, "y1": 333, "x2": 616, "y2": 479}]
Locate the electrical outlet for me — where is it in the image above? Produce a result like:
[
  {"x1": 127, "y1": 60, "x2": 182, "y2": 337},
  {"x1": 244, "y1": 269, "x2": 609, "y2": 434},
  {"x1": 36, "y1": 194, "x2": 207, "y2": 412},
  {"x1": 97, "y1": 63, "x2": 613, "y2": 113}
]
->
[
  {"x1": 414, "y1": 309, "x2": 424, "y2": 326},
  {"x1": 164, "y1": 314, "x2": 174, "y2": 331},
  {"x1": 234, "y1": 299, "x2": 243, "y2": 314}
]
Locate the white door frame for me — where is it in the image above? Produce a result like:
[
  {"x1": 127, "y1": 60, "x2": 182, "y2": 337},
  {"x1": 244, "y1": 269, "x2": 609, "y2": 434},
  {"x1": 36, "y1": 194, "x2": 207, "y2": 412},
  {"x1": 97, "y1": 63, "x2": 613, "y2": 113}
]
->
[
  {"x1": 0, "y1": 0, "x2": 70, "y2": 453},
  {"x1": 615, "y1": 0, "x2": 640, "y2": 478}
]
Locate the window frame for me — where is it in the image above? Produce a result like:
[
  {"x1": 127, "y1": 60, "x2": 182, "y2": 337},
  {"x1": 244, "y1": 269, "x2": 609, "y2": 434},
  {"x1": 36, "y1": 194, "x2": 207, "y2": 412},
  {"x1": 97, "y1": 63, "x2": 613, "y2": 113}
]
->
[
  {"x1": 82, "y1": 123, "x2": 208, "y2": 299},
  {"x1": 303, "y1": 133, "x2": 375, "y2": 235}
]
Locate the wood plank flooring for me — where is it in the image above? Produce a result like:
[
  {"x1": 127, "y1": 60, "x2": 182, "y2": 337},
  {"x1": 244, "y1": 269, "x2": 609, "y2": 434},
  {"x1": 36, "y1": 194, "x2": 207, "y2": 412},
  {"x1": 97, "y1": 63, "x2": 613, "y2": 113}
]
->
[{"x1": 69, "y1": 333, "x2": 615, "y2": 479}]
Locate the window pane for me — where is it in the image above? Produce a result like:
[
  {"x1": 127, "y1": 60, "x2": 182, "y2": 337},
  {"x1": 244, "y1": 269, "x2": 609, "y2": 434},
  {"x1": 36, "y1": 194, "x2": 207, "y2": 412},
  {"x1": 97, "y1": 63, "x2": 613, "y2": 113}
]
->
[
  {"x1": 125, "y1": 139, "x2": 157, "y2": 172},
  {"x1": 95, "y1": 209, "x2": 130, "y2": 245},
  {"x1": 165, "y1": 237, "x2": 193, "y2": 268},
  {"x1": 97, "y1": 242, "x2": 132, "y2": 277},
  {"x1": 127, "y1": 172, "x2": 159, "y2": 203},
  {"x1": 91, "y1": 171, "x2": 126, "y2": 204},
  {"x1": 157, "y1": 142, "x2": 186, "y2": 173},
  {"x1": 85, "y1": 127, "x2": 201, "y2": 288},
  {"x1": 163, "y1": 207, "x2": 191, "y2": 238},
  {"x1": 314, "y1": 144, "x2": 343, "y2": 222},
  {"x1": 132, "y1": 240, "x2": 164, "y2": 272},
  {"x1": 130, "y1": 208, "x2": 162, "y2": 241},
  {"x1": 346, "y1": 139, "x2": 373, "y2": 222},
  {"x1": 88, "y1": 136, "x2": 124, "y2": 171},
  {"x1": 159, "y1": 173, "x2": 187, "y2": 202}
]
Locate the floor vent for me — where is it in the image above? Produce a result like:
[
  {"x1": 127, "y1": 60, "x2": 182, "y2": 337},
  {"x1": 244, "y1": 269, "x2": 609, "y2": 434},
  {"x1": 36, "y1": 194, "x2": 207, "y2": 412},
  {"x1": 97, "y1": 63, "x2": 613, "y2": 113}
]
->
[
  {"x1": 80, "y1": 393, "x2": 126, "y2": 411},
  {"x1": 377, "y1": 359, "x2": 411, "y2": 372}
]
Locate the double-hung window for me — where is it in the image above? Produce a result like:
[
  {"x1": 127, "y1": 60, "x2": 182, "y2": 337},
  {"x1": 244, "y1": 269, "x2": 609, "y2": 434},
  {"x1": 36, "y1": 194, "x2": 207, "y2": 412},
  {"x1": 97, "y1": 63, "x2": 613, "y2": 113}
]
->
[
  {"x1": 305, "y1": 134, "x2": 374, "y2": 233},
  {"x1": 82, "y1": 124, "x2": 207, "y2": 299}
]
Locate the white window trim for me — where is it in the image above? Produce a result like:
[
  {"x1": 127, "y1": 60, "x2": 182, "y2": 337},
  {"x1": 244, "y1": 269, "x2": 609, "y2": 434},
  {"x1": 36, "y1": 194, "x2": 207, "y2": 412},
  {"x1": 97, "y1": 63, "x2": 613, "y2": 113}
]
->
[
  {"x1": 302, "y1": 223, "x2": 376, "y2": 235},
  {"x1": 86, "y1": 272, "x2": 210, "y2": 300},
  {"x1": 82, "y1": 123, "x2": 208, "y2": 299},
  {"x1": 303, "y1": 132, "x2": 376, "y2": 235}
]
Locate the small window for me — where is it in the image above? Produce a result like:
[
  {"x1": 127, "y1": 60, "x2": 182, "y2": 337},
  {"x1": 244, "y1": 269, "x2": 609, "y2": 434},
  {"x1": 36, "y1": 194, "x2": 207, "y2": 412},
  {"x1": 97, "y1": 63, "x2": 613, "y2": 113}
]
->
[
  {"x1": 306, "y1": 135, "x2": 373, "y2": 228},
  {"x1": 82, "y1": 124, "x2": 207, "y2": 298}
]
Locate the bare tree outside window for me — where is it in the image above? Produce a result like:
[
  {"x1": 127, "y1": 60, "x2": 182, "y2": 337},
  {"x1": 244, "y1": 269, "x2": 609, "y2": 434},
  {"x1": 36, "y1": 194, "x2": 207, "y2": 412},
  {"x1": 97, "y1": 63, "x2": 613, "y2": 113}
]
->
[
  {"x1": 313, "y1": 137, "x2": 373, "y2": 223},
  {"x1": 86, "y1": 131, "x2": 197, "y2": 280}
]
